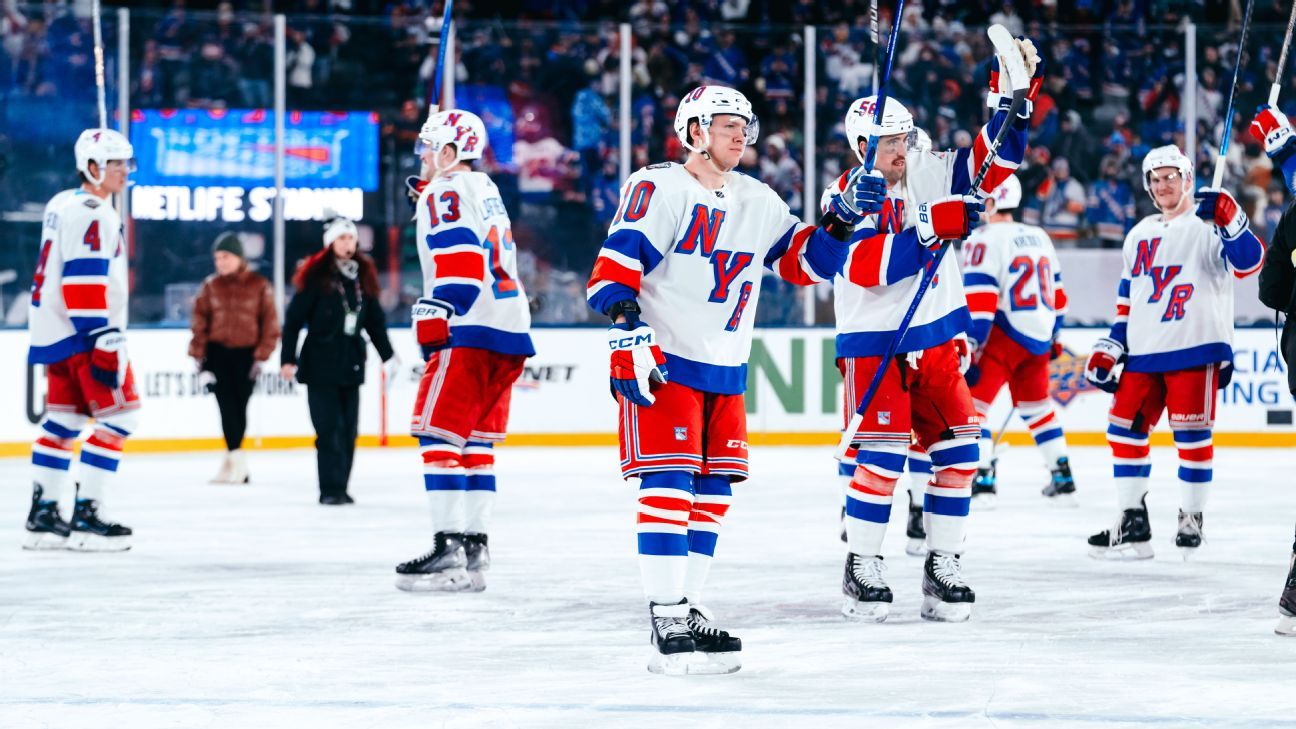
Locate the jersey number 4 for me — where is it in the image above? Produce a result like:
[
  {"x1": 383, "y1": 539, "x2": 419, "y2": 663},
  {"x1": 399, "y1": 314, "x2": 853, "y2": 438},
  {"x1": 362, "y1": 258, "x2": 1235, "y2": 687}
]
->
[{"x1": 1008, "y1": 255, "x2": 1054, "y2": 311}]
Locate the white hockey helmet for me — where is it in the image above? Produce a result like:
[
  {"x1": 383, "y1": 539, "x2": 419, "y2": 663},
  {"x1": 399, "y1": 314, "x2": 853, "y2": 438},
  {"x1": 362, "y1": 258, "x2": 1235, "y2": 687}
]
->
[
  {"x1": 418, "y1": 109, "x2": 488, "y2": 161},
  {"x1": 845, "y1": 95, "x2": 916, "y2": 164},
  {"x1": 75, "y1": 128, "x2": 135, "y2": 187},
  {"x1": 1141, "y1": 144, "x2": 1193, "y2": 192},
  {"x1": 674, "y1": 85, "x2": 759, "y2": 154},
  {"x1": 988, "y1": 174, "x2": 1022, "y2": 212}
]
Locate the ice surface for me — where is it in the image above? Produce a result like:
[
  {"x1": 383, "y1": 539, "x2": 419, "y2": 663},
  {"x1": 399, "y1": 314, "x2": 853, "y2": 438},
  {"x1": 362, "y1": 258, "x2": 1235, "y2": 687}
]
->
[{"x1": 1, "y1": 445, "x2": 1294, "y2": 728}]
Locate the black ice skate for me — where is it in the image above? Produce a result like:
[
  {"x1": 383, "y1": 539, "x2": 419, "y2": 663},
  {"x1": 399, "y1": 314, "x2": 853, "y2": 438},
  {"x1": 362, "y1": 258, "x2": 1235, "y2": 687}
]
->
[
  {"x1": 647, "y1": 600, "x2": 695, "y2": 675},
  {"x1": 23, "y1": 485, "x2": 70, "y2": 551},
  {"x1": 971, "y1": 462, "x2": 997, "y2": 510},
  {"x1": 462, "y1": 533, "x2": 490, "y2": 592},
  {"x1": 1042, "y1": 456, "x2": 1078, "y2": 507},
  {"x1": 905, "y1": 491, "x2": 927, "y2": 557},
  {"x1": 1277, "y1": 547, "x2": 1296, "y2": 637},
  {"x1": 68, "y1": 497, "x2": 132, "y2": 552},
  {"x1": 921, "y1": 551, "x2": 974, "y2": 622},
  {"x1": 1088, "y1": 497, "x2": 1153, "y2": 560},
  {"x1": 1175, "y1": 510, "x2": 1204, "y2": 558},
  {"x1": 842, "y1": 553, "x2": 893, "y2": 622},
  {"x1": 685, "y1": 604, "x2": 742, "y2": 674},
  {"x1": 394, "y1": 532, "x2": 471, "y2": 592}
]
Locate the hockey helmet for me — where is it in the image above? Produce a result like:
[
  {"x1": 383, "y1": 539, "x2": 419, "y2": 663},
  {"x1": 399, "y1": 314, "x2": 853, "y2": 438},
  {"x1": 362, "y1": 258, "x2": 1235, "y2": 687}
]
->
[
  {"x1": 988, "y1": 174, "x2": 1022, "y2": 212},
  {"x1": 75, "y1": 128, "x2": 135, "y2": 187},
  {"x1": 1141, "y1": 144, "x2": 1193, "y2": 192},
  {"x1": 418, "y1": 109, "x2": 488, "y2": 162},
  {"x1": 845, "y1": 95, "x2": 916, "y2": 164},
  {"x1": 674, "y1": 85, "x2": 759, "y2": 154}
]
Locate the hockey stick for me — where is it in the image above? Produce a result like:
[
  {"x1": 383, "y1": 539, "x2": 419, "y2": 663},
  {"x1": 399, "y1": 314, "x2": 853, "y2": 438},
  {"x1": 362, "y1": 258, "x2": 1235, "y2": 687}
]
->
[
  {"x1": 1270, "y1": 0, "x2": 1296, "y2": 106},
  {"x1": 1212, "y1": 0, "x2": 1257, "y2": 188},
  {"x1": 835, "y1": 25, "x2": 1028, "y2": 461},
  {"x1": 870, "y1": 0, "x2": 880, "y2": 94},
  {"x1": 430, "y1": 0, "x2": 455, "y2": 111},
  {"x1": 990, "y1": 405, "x2": 1016, "y2": 458},
  {"x1": 861, "y1": 0, "x2": 906, "y2": 173},
  {"x1": 91, "y1": 0, "x2": 107, "y2": 128}
]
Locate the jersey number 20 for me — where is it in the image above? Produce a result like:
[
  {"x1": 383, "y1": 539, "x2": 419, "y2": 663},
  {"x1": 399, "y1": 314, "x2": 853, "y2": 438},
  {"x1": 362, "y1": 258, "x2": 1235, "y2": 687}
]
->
[{"x1": 1008, "y1": 255, "x2": 1054, "y2": 311}]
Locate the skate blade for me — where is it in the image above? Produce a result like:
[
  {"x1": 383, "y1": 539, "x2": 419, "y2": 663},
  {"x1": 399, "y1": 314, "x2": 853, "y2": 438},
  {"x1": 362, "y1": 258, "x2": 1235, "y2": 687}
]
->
[
  {"x1": 920, "y1": 595, "x2": 972, "y2": 623},
  {"x1": 1178, "y1": 545, "x2": 1201, "y2": 561},
  {"x1": 467, "y1": 570, "x2": 487, "y2": 592},
  {"x1": 22, "y1": 532, "x2": 69, "y2": 551},
  {"x1": 905, "y1": 538, "x2": 927, "y2": 557},
  {"x1": 395, "y1": 569, "x2": 473, "y2": 593},
  {"x1": 970, "y1": 493, "x2": 997, "y2": 511},
  {"x1": 1088, "y1": 542, "x2": 1154, "y2": 561},
  {"x1": 1276, "y1": 612, "x2": 1296, "y2": 637},
  {"x1": 647, "y1": 651, "x2": 692, "y2": 676},
  {"x1": 1044, "y1": 492, "x2": 1079, "y2": 508},
  {"x1": 842, "y1": 597, "x2": 890, "y2": 622},
  {"x1": 65, "y1": 532, "x2": 132, "y2": 552},
  {"x1": 688, "y1": 651, "x2": 741, "y2": 675}
]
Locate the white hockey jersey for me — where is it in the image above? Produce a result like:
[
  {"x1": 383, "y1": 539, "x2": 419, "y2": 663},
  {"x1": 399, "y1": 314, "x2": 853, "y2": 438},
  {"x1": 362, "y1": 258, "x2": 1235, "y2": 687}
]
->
[
  {"x1": 417, "y1": 170, "x2": 534, "y2": 357},
  {"x1": 824, "y1": 107, "x2": 1029, "y2": 358},
  {"x1": 1110, "y1": 211, "x2": 1264, "y2": 372},
  {"x1": 586, "y1": 162, "x2": 843, "y2": 394},
  {"x1": 961, "y1": 220, "x2": 1068, "y2": 355},
  {"x1": 28, "y1": 188, "x2": 129, "y2": 364}
]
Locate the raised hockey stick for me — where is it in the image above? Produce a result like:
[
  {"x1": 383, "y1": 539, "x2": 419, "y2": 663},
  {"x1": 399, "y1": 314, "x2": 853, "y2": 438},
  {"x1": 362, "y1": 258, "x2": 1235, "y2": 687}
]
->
[
  {"x1": 1212, "y1": 0, "x2": 1257, "y2": 188},
  {"x1": 91, "y1": 0, "x2": 107, "y2": 127},
  {"x1": 861, "y1": 0, "x2": 906, "y2": 173},
  {"x1": 835, "y1": 24, "x2": 1028, "y2": 461},
  {"x1": 430, "y1": 0, "x2": 455, "y2": 111},
  {"x1": 870, "y1": 0, "x2": 881, "y2": 95},
  {"x1": 1269, "y1": 0, "x2": 1296, "y2": 106}
]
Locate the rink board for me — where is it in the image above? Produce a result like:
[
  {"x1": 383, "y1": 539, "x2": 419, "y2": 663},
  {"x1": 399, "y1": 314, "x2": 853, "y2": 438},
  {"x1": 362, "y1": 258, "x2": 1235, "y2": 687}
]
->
[{"x1": 0, "y1": 327, "x2": 1292, "y2": 455}]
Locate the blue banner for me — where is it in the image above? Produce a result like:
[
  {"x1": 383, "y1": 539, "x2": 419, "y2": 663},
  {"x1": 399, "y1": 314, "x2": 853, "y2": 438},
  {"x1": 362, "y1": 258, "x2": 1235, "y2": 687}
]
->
[{"x1": 130, "y1": 109, "x2": 379, "y2": 190}]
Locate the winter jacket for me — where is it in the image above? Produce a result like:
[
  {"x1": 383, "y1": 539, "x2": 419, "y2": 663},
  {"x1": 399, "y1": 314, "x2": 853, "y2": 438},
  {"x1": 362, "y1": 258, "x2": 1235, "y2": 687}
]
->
[
  {"x1": 1258, "y1": 201, "x2": 1296, "y2": 395},
  {"x1": 281, "y1": 256, "x2": 393, "y2": 387},
  {"x1": 189, "y1": 267, "x2": 280, "y2": 361}
]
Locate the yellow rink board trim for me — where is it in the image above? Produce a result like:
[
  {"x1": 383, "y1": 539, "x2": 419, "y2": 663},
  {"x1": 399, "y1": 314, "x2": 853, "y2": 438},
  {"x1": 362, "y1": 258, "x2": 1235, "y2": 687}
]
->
[{"x1": 1, "y1": 431, "x2": 1294, "y2": 457}]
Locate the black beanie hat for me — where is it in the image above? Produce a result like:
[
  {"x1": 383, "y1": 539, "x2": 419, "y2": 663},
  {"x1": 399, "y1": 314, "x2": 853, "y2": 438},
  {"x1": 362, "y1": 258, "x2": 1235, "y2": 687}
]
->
[{"x1": 212, "y1": 232, "x2": 244, "y2": 259}]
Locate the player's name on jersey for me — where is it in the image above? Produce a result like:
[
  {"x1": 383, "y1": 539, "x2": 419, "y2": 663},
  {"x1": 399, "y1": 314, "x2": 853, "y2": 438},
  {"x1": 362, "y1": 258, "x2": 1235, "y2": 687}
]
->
[{"x1": 130, "y1": 186, "x2": 363, "y2": 223}]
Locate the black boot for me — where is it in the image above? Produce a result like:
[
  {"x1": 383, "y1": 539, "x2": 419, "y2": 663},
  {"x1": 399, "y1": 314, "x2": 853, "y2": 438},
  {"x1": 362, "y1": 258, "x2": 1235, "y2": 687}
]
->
[
  {"x1": 905, "y1": 491, "x2": 926, "y2": 556},
  {"x1": 647, "y1": 600, "x2": 695, "y2": 675},
  {"x1": 1088, "y1": 496, "x2": 1153, "y2": 559},
  {"x1": 842, "y1": 552, "x2": 893, "y2": 621},
  {"x1": 68, "y1": 496, "x2": 132, "y2": 552},
  {"x1": 462, "y1": 533, "x2": 490, "y2": 592},
  {"x1": 684, "y1": 604, "x2": 741, "y2": 674},
  {"x1": 1175, "y1": 509, "x2": 1204, "y2": 551},
  {"x1": 1278, "y1": 540, "x2": 1295, "y2": 636},
  {"x1": 24, "y1": 484, "x2": 70, "y2": 550},
  {"x1": 1042, "y1": 456, "x2": 1077, "y2": 502},
  {"x1": 395, "y1": 532, "x2": 471, "y2": 592},
  {"x1": 921, "y1": 551, "x2": 974, "y2": 622}
]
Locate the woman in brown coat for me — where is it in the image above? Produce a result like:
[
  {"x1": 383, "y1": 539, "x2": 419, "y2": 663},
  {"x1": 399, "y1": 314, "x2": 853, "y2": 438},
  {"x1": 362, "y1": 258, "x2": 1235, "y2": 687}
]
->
[{"x1": 189, "y1": 232, "x2": 280, "y2": 484}]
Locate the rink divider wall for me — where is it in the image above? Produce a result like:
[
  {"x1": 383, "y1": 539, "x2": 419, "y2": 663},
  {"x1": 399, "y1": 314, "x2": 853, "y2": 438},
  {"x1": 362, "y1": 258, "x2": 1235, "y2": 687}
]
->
[{"x1": 1, "y1": 328, "x2": 1293, "y2": 456}]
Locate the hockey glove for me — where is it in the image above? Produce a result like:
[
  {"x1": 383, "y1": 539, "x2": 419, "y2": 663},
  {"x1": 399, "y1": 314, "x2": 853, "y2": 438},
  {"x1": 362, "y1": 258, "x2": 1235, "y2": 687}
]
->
[
  {"x1": 1084, "y1": 337, "x2": 1126, "y2": 394},
  {"x1": 916, "y1": 195, "x2": 982, "y2": 245},
  {"x1": 1249, "y1": 105, "x2": 1296, "y2": 193},
  {"x1": 1050, "y1": 340, "x2": 1065, "y2": 361},
  {"x1": 1219, "y1": 361, "x2": 1234, "y2": 389},
  {"x1": 828, "y1": 168, "x2": 887, "y2": 226},
  {"x1": 404, "y1": 175, "x2": 428, "y2": 211},
  {"x1": 988, "y1": 37, "x2": 1044, "y2": 111},
  {"x1": 1194, "y1": 187, "x2": 1249, "y2": 240},
  {"x1": 953, "y1": 334, "x2": 974, "y2": 375},
  {"x1": 412, "y1": 297, "x2": 454, "y2": 359},
  {"x1": 608, "y1": 322, "x2": 667, "y2": 407},
  {"x1": 88, "y1": 327, "x2": 128, "y2": 389}
]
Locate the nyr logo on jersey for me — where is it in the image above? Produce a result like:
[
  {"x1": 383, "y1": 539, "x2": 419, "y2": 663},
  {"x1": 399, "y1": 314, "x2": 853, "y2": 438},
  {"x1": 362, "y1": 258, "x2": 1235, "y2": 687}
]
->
[
  {"x1": 674, "y1": 204, "x2": 756, "y2": 322},
  {"x1": 1131, "y1": 237, "x2": 1193, "y2": 322}
]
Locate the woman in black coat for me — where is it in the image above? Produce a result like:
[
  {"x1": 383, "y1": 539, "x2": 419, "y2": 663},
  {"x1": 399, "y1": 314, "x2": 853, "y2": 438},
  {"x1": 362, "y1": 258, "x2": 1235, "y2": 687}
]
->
[{"x1": 280, "y1": 217, "x2": 396, "y2": 505}]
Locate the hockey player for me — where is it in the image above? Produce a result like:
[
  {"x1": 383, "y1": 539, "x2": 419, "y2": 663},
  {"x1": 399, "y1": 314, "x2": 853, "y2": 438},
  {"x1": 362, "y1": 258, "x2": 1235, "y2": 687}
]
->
[
  {"x1": 1248, "y1": 104, "x2": 1296, "y2": 635},
  {"x1": 395, "y1": 110, "x2": 534, "y2": 593},
  {"x1": 25, "y1": 128, "x2": 138, "y2": 552},
  {"x1": 585, "y1": 85, "x2": 885, "y2": 674},
  {"x1": 961, "y1": 174, "x2": 1076, "y2": 507},
  {"x1": 825, "y1": 38, "x2": 1041, "y2": 623},
  {"x1": 1085, "y1": 144, "x2": 1264, "y2": 559}
]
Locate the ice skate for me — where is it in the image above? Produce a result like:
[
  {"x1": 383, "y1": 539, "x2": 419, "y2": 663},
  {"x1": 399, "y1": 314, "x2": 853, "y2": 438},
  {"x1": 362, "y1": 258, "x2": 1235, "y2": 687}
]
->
[
  {"x1": 1088, "y1": 497, "x2": 1154, "y2": 560},
  {"x1": 1175, "y1": 509, "x2": 1204, "y2": 559},
  {"x1": 226, "y1": 450, "x2": 250, "y2": 485},
  {"x1": 395, "y1": 532, "x2": 472, "y2": 592},
  {"x1": 970, "y1": 462, "x2": 997, "y2": 510},
  {"x1": 904, "y1": 492, "x2": 927, "y2": 557},
  {"x1": 1275, "y1": 552, "x2": 1294, "y2": 637},
  {"x1": 23, "y1": 485, "x2": 70, "y2": 551},
  {"x1": 462, "y1": 533, "x2": 490, "y2": 592},
  {"x1": 839, "y1": 505, "x2": 847, "y2": 543},
  {"x1": 685, "y1": 604, "x2": 741, "y2": 674},
  {"x1": 921, "y1": 552, "x2": 974, "y2": 622},
  {"x1": 67, "y1": 498, "x2": 133, "y2": 552},
  {"x1": 1042, "y1": 456, "x2": 1078, "y2": 507},
  {"x1": 842, "y1": 553, "x2": 892, "y2": 622},
  {"x1": 646, "y1": 600, "x2": 694, "y2": 675}
]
